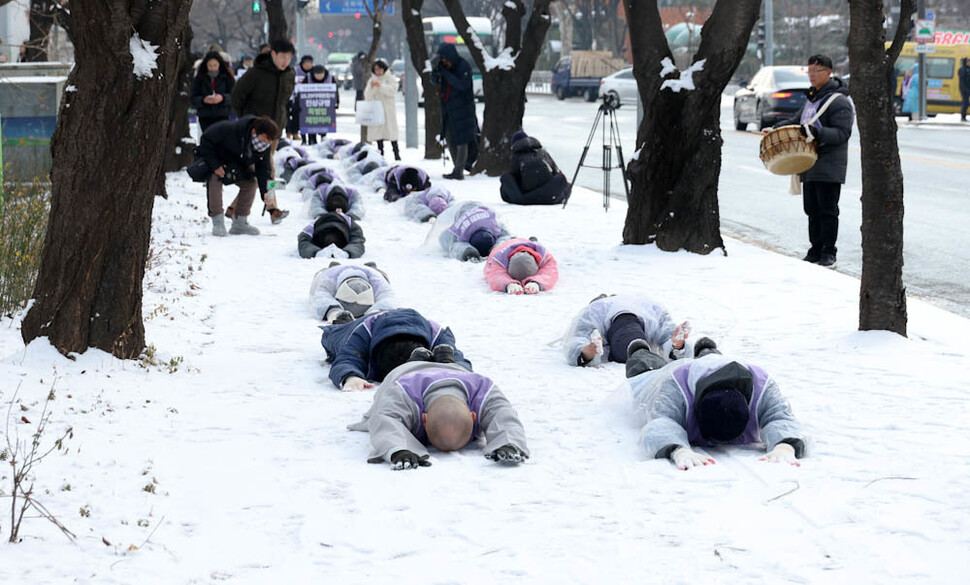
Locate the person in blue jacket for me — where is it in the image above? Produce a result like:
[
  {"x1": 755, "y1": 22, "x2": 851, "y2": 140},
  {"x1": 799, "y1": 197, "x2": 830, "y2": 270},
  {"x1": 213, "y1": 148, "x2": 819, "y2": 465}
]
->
[
  {"x1": 432, "y1": 43, "x2": 479, "y2": 180},
  {"x1": 321, "y1": 308, "x2": 472, "y2": 391}
]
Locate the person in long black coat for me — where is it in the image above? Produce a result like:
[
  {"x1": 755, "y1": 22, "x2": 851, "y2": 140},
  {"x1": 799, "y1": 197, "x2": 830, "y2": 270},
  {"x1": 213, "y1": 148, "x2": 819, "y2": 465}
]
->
[
  {"x1": 959, "y1": 57, "x2": 970, "y2": 122},
  {"x1": 499, "y1": 131, "x2": 571, "y2": 205},
  {"x1": 432, "y1": 43, "x2": 479, "y2": 180},
  {"x1": 190, "y1": 51, "x2": 236, "y2": 132}
]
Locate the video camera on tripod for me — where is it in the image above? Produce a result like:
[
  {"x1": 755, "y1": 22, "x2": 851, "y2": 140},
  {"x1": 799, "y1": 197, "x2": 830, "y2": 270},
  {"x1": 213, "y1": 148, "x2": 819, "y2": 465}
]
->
[{"x1": 562, "y1": 92, "x2": 630, "y2": 211}]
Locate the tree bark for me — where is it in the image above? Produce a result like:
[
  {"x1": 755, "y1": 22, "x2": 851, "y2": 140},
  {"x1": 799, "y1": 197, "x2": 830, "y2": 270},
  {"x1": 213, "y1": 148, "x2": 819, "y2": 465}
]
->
[
  {"x1": 21, "y1": 0, "x2": 194, "y2": 359},
  {"x1": 850, "y1": 0, "x2": 910, "y2": 336},
  {"x1": 266, "y1": 0, "x2": 288, "y2": 43},
  {"x1": 25, "y1": 1, "x2": 56, "y2": 62},
  {"x1": 443, "y1": 0, "x2": 553, "y2": 176},
  {"x1": 161, "y1": 22, "x2": 195, "y2": 186},
  {"x1": 558, "y1": 1, "x2": 574, "y2": 58},
  {"x1": 623, "y1": 0, "x2": 759, "y2": 253},
  {"x1": 402, "y1": 0, "x2": 442, "y2": 159}
]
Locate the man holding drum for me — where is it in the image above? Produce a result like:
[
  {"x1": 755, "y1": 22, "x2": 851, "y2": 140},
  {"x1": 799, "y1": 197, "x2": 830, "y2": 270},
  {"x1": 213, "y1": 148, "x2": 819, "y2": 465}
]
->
[{"x1": 772, "y1": 54, "x2": 854, "y2": 268}]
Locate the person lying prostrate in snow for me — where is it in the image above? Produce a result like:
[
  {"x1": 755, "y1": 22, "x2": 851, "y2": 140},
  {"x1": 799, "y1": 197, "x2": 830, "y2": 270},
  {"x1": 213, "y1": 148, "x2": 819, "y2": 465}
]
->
[
  {"x1": 437, "y1": 202, "x2": 510, "y2": 262},
  {"x1": 304, "y1": 169, "x2": 335, "y2": 193},
  {"x1": 563, "y1": 293, "x2": 692, "y2": 367},
  {"x1": 347, "y1": 360, "x2": 530, "y2": 469},
  {"x1": 404, "y1": 186, "x2": 454, "y2": 223},
  {"x1": 484, "y1": 237, "x2": 558, "y2": 294},
  {"x1": 499, "y1": 130, "x2": 571, "y2": 205},
  {"x1": 321, "y1": 307, "x2": 472, "y2": 391},
  {"x1": 624, "y1": 340, "x2": 807, "y2": 470},
  {"x1": 281, "y1": 155, "x2": 314, "y2": 183},
  {"x1": 298, "y1": 211, "x2": 365, "y2": 259},
  {"x1": 308, "y1": 183, "x2": 364, "y2": 220},
  {"x1": 309, "y1": 261, "x2": 396, "y2": 323},
  {"x1": 383, "y1": 165, "x2": 431, "y2": 202}
]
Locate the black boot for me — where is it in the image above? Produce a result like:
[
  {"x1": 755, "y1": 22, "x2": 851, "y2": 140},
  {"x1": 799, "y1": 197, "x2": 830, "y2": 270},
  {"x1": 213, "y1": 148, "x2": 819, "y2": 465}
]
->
[
  {"x1": 432, "y1": 344, "x2": 456, "y2": 364},
  {"x1": 391, "y1": 141, "x2": 401, "y2": 161},
  {"x1": 444, "y1": 145, "x2": 467, "y2": 180},
  {"x1": 693, "y1": 337, "x2": 720, "y2": 358},
  {"x1": 377, "y1": 140, "x2": 385, "y2": 156},
  {"x1": 408, "y1": 347, "x2": 434, "y2": 363}
]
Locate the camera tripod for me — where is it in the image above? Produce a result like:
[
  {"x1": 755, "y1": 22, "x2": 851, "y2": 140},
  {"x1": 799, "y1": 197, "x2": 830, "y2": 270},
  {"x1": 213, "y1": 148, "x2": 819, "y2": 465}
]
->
[{"x1": 563, "y1": 99, "x2": 630, "y2": 211}]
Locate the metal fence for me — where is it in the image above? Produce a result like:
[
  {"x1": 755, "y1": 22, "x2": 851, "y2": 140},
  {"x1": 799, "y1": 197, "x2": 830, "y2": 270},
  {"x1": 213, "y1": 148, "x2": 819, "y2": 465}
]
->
[{"x1": 526, "y1": 70, "x2": 553, "y2": 95}]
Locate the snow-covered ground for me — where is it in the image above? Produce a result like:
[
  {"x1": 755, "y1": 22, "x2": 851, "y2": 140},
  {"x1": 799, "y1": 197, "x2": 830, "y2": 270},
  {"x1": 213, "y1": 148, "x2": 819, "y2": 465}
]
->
[{"x1": 2, "y1": 103, "x2": 970, "y2": 584}]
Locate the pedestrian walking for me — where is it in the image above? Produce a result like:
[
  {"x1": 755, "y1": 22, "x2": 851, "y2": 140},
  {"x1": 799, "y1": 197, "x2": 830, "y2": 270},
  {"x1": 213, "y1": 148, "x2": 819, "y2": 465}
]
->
[
  {"x1": 773, "y1": 54, "x2": 854, "y2": 268},
  {"x1": 431, "y1": 43, "x2": 479, "y2": 180},
  {"x1": 190, "y1": 51, "x2": 236, "y2": 133},
  {"x1": 363, "y1": 59, "x2": 400, "y2": 161}
]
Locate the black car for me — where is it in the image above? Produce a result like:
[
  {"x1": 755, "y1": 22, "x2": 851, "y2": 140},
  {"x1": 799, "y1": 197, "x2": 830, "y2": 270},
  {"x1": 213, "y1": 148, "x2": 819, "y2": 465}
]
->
[{"x1": 733, "y1": 66, "x2": 811, "y2": 131}]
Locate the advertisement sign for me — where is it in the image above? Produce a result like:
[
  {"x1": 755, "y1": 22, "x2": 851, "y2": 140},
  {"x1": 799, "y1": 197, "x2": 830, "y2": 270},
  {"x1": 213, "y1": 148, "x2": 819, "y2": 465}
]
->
[{"x1": 298, "y1": 84, "x2": 337, "y2": 134}]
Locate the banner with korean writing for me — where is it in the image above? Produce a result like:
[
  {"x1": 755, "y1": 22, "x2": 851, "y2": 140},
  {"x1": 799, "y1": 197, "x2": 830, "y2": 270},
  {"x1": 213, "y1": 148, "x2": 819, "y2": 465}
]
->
[{"x1": 298, "y1": 83, "x2": 338, "y2": 134}]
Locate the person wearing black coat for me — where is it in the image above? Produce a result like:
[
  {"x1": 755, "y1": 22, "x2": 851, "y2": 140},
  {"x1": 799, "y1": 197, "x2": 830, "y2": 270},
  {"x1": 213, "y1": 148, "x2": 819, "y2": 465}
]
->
[
  {"x1": 432, "y1": 43, "x2": 479, "y2": 180},
  {"x1": 197, "y1": 116, "x2": 279, "y2": 237},
  {"x1": 773, "y1": 55, "x2": 854, "y2": 267},
  {"x1": 191, "y1": 52, "x2": 236, "y2": 132},
  {"x1": 959, "y1": 57, "x2": 970, "y2": 122},
  {"x1": 499, "y1": 131, "x2": 571, "y2": 205}
]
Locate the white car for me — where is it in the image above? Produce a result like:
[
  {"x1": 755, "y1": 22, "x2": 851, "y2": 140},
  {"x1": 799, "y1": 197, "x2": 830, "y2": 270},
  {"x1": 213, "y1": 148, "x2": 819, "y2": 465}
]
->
[{"x1": 598, "y1": 68, "x2": 638, "y2": 105}]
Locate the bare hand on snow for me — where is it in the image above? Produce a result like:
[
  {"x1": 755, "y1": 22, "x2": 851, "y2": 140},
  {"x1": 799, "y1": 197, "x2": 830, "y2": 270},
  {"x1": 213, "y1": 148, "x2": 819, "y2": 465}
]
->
[
  {"x1": 760, "y1": 442, "x2": 800, "y2": 466},
  {"x1": 341, "y1": 376, "x2": 374, "y2": 392},
  {"x1": 671, "y1": 447, "x2": 716, "y2": 470}
]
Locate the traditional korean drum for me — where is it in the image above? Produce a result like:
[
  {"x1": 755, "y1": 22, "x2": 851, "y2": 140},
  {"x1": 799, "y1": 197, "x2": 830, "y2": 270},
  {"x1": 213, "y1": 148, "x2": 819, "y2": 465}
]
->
[{"x1": 759, "y1": 125, "x2": 817, "y2": 175}]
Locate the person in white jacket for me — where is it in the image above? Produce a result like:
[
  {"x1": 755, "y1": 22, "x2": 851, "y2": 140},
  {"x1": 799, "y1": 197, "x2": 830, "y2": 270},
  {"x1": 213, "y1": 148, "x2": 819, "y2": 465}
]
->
[{"x1": 363, "y1": 59, "x2": 400, "y2": 161}]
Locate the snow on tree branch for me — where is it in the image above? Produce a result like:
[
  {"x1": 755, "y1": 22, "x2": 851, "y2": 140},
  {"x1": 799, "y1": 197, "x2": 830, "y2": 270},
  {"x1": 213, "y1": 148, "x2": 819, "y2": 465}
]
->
[
  {"x1": 130, "y1": 33, "x2": 160, "y2": 80},
  {"x1": 660, "y1": 59, "x2": 705, "y2": 92}
]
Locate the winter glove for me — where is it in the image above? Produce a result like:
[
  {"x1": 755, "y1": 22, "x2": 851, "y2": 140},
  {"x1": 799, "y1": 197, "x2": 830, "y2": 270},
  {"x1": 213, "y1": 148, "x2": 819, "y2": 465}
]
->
[
  {"x1": 341, "y1": 376, "x2": 374, "y2": 392},
  {"x1": 460, "y1": 248, "x2": 482, "y2": 262},
  {"x1": 760, "y1": 442, "x2": 800, "y2": 466},
  {"x1": 523, "y1": 282, "x2": 541, "y2": 295},
  {"x1": 506, "y1": 283, "x2": 524, "y2": 295},
  {"x1": 671, "y1": 446, "x2": 716, "y2": 470},
  {"x1": 391, "y1": 450, "x2": 431, "y2": 470},
  {"x1": 332, "y1": 310, "x2": 355, "y2": 325},
  {"x1": 488, "y1": 444, "x2": 528, "y2": 465},
  {"x1": 799, "y1": 123, "x2": 818, "y2": 143}
]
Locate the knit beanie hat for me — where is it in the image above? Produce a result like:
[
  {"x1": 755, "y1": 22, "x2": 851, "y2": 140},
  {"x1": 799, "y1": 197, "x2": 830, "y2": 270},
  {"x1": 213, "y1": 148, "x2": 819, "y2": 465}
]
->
[
  {"x1": 428, "y1": 196, "x2": 449, "y2": 216},
  {"x1": 468, "y1": 229, "x2": 496, "y2": 257},
  {"x1": 335, "y1": 276, "x2": 375, "y2": 317},
  {"x1": 508, "y1": 250, "x2": 540, "y2": 281},
  {"x1": 695, "y1": 387, "x2": 750, "y2": 443},
  {"x1": 325, "y1": 189, "x2": 350, "y2": 213},
  {"x1": 312, "y1": 212, "x2": 351, "y2": 249}
]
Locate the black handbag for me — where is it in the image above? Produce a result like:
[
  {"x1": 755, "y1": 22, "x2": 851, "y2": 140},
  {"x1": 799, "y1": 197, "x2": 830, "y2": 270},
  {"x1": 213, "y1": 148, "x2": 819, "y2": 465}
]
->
[{"x1": 186, "y1": 148, "x2": 211, "y2": 182}]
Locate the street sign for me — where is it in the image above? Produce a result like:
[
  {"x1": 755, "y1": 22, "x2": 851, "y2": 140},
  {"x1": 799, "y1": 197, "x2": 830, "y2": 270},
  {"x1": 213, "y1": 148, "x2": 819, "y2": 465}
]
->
[
  {"x1": 914, "y1": 19, "x2": 936, "y2": 42},
  {"x1": 925, "y1": 11, "x2": 935, "y2": 20},
  {"x1": 319, "y1": 1, "x2": 394, "y2": 14},
  {"x1": 914, "y1": 42, "x2": 936, "y2": 54}
]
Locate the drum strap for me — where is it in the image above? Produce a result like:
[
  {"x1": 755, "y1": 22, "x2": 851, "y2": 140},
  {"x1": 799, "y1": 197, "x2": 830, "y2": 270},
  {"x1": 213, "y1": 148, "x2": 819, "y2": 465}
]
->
[{"x1": 807, "y1": 93, "x2": 845, "y2": 126}]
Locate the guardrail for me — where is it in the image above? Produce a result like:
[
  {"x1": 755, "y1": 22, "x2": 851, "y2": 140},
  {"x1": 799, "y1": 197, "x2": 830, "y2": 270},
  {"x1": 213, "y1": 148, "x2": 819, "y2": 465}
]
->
[{"x1": 527, "y1": 71, "x2": 553, "y2": 95}]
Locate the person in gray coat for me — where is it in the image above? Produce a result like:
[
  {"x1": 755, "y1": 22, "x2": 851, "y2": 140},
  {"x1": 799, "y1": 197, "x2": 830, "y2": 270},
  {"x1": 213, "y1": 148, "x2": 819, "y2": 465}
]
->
[
  {"x1": 309, "y1": 262, "x2": 396, "y2": 322},
  {"x1": 773, "y1": 54, "x2": 854, "y2": 267},
  {"x1": 348, "y1": 361, "x2": 530, "y2": 470},
  {"x1": 298, "y1": 211, "x2": 365, "y2": 259},
  {"x1": 563, "y1": 294, "x2": 691, "y2": 367},
  {"x1": 624, "y1": 341, "x2": 807, "y2": 470}
]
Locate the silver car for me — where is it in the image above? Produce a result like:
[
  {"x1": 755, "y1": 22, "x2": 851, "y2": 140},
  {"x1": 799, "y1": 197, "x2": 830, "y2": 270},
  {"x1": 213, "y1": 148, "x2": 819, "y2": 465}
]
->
[{"x1": 598, "y1": 68, "x2": 638, "y2": 105}]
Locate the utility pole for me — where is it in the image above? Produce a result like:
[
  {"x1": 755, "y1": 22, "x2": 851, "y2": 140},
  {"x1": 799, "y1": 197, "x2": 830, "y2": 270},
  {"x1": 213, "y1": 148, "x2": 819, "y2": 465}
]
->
[
  {"x1": 404, "y1": 43, "x2": 418, "y2": 149},
  {"x1": 295, "y1": 1, "x2": 306, "y2": 57},
  {"x1": 765, "y1": 0, "x2": 774, "y2": 66},
  {"x1": 917, "y1": 0, "x2": 927, "y2": 121}
]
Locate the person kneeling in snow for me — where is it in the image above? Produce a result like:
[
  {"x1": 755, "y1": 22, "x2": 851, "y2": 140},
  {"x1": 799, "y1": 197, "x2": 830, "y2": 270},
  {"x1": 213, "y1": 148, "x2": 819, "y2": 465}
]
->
[
  {"x1": 309, "y1": 183, "x2": 364, "y2": 221},
  {"x1": 298, "y1": 211, "x2": 365, "y2": 259},
  {"x1": 564, "y1": 294, "x2": 691, "y2": 367},
  {"x1": 309, "y1": 262, "x2": 396, "y2": 323},
  {"x1": 383, "y1": 165, "x2": 431, "y2": 202},
  {"x1": 625, "y1": 340, "x2": 807, "y2": 470},
  {"x1": 499, "y1": 130, "x2": 571, "y2": 206},
  {"x1": 437, "y1": 202, "x2": 510, "y2": 262},
  {"x1": 484, "y1": 237, "x2": 558, "y2": 294},
  {"x1": 321, "y1": 308, "x2": 472, "y2": 391},
  {"x1": 347, "y1": 360, "x2": 529, "y2": 469},
  {"x1": 404, "y1": 186, "x2": 454, "y2": 223}
]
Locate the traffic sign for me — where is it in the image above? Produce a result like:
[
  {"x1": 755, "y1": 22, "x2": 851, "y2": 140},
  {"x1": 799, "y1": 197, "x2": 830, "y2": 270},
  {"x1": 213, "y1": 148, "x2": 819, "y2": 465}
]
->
[
  {"x1": 914, "y1": 42, "x2": 936, "y2": 54},
  {"x1": 914, "y1": 19, "x2": 936, "y2": 42},
  {"x1": 925, "y1": 11, "x2": 935, "y2": 20},
  {"x1": 319, "y1": 1, "x2": 394, "y2": 14}
]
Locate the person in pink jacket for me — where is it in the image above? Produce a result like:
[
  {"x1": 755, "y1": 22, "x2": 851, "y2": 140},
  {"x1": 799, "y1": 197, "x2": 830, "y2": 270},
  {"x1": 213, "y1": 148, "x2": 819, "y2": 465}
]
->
[{"x1": 484, "y1": 237, "x2": 559, "y2": 294}]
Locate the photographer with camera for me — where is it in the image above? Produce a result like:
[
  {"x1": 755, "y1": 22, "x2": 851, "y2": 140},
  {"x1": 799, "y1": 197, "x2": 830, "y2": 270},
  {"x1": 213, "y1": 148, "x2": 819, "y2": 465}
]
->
[
  {"x1": 431, "y1": 43, "x2": 479, "y2": 180},
  {"x1": 196, "y1": 115, "x2": 280, "y2": 236}
]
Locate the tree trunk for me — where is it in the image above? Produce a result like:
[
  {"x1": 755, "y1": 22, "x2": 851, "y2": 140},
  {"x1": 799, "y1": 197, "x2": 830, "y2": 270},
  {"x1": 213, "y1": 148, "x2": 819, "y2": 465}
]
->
[
  {"x1": 266, "y1": 0, "x2": 288, "y2": 43},
  {"x1": 850, "y1": 0, "x2": 910, "y2": 336},
  {"x1": 443, "y1": 0, "x2": 553, "y2": 175},
  {"x1": 559, "y1": 2, "x2": 573, "y2": 58},
  {"x1": 21, "y1": 0, "x2": 193, "y2": 359},
  {"x1": 26, "y1": 1, "x2": 56, "y2": 62},
  {"x1": 402, "y1": 0, "x2": 442, "y2": 159},
  {"x1": 161, "y1": 23, "x2": 195, "y2": 183},
  {"x1": 623, "y1": 0, "x2": 760, "y2": 253}
]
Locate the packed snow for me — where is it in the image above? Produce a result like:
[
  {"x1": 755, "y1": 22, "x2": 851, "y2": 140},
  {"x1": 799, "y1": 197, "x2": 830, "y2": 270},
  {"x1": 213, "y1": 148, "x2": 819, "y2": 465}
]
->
[
  {"x1": 129, "y1": 34, "x2": 160, "y2": 80},
  {"x1": 1, "y1": 102, "x2": 969, "y2": 584},
  {"x1": 661, "y1": 58, "x2": 706, "y2": 93}
]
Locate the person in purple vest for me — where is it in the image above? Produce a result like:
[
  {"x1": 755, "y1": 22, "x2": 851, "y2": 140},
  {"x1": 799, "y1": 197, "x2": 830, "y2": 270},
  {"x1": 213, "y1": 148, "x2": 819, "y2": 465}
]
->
[
  {"x1": 308, "y1": 183, "x2": 364, "y2": 221},
  {"x1": 383, "y1": 165, "x2": 432, "y2": 202},
  {"x1": 437, "y1": 201, "x2": 510, "y2": 262},
  {"x1": 297, "y1": 211, "x2": 366, "y2": 259},
  {"x1": 624, "y1": 341, "x2": 807, "y2": 470},
  {"x1": 404, "y1": 186, "x2": 454, "y2": 223},
  {"x1": 347, "y1": 360, "x2": 530, "y2": 469},
  {"x1": 309, "y1": 261, "x2": 396, "y2": 322},
  {"x1": 321, "y1": 307, "x2": 472, "y2": 391}
]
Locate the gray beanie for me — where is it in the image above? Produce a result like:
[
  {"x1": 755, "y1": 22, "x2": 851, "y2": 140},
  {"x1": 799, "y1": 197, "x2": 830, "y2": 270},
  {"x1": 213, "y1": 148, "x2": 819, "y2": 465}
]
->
[{"x1": 508, "y1": 251, "x2": 539, "y2": 281}]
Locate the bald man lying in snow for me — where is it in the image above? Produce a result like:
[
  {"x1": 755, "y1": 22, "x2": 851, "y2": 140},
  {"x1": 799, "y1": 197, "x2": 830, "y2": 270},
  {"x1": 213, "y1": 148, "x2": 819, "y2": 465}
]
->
[{"x1": 348, "y1": 360, "x2": 530, "y2": 470}]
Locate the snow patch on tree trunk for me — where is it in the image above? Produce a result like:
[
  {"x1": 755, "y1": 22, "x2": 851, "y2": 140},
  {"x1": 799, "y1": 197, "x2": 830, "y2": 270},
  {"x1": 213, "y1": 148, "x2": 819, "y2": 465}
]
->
[
  {"x1": 660, "y1": 59, "x2": 705, "y2": 93},
  {"x1": 130, "y1": 34, "x2": 160, "y2": 79},
  {"x1": 483, "y1": 46, "x2": 517, "y2": 71}
]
